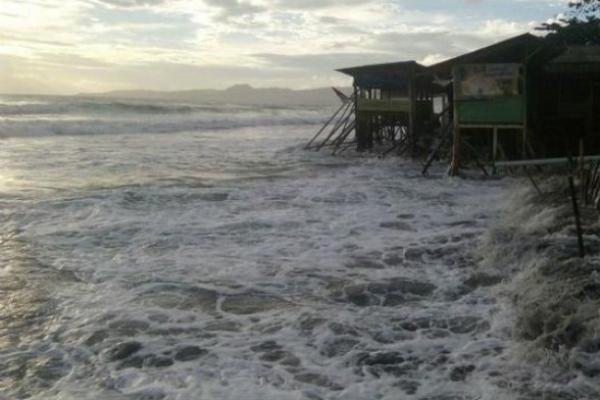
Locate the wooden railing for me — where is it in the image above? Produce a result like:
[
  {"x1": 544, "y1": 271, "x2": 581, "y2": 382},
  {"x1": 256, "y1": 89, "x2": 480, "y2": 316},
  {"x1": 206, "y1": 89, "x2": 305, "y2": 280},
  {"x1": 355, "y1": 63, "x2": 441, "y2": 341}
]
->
[{"x1": 357, "y1": 98, "x2": 410, "y2": 112}]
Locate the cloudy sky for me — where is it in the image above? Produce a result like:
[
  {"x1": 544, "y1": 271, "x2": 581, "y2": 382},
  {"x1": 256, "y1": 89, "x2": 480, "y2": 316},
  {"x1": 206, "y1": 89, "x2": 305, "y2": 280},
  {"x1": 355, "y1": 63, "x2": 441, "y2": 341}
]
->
[{"x1": 0, "y1": 0, "x2": 568, "y2": 94}]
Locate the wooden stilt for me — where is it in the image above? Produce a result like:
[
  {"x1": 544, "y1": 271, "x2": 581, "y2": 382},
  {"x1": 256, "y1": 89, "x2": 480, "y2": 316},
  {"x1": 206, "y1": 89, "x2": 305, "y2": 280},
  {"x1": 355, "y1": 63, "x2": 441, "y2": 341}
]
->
[
  {"x1": 408, "y1": 78, "x2": 416, "y2": 157},
  {"x1": 450, "y1": 110, "x2": 461, "y2": 176},
  {"x1": 462, "y1": 139, "x2": 489, "y2": 177},
  {"x1": 381, "y1": 135, "x2": 408, "y2": 158},
  {"x1": 315, "y1": 102, "x2": 353, "y2": 151},
  {"x1": 331, "y1": 120, "x2": 357, "y2": 155},
  {"x1": 422, "y1": 132, "x2": 449, "y2": 175},
  {"x1": 492, "y1": 127, "x2": 498, "y2": 175},
  {"x1": 305, "y1": 100, "x2": 348, "y2": 149},
  {"x1": 525, "y1": 168, "x2": 543, "y2": 195},
  {"x1": 568, "y1": 176, "x2": 585, "y2": 258}
]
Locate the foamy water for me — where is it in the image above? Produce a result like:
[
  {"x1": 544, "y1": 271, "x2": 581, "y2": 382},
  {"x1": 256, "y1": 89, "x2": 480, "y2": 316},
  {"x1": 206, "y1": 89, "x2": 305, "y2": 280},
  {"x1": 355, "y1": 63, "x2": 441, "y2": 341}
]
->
[{"x1": 0, "y1": 95, "x2": 597, "y2": 400}]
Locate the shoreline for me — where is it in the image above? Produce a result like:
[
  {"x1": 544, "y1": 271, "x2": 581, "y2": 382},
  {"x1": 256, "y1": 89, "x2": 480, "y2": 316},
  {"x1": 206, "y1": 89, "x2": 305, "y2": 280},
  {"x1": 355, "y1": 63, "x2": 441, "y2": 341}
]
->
[{"x1": 479, "y1": 177, "x2": 600, "y2": 397}]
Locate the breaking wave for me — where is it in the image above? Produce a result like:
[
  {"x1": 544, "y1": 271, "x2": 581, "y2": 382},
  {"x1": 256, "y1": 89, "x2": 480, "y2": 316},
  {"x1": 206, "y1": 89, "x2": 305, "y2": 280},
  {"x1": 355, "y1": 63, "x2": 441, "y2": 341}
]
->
[
  {"x1": 0, "y1": 96, "x2": 328, "y2": 137},
  {"x1": 0, "y1": 96, "x2": 313, "y2": 116}
]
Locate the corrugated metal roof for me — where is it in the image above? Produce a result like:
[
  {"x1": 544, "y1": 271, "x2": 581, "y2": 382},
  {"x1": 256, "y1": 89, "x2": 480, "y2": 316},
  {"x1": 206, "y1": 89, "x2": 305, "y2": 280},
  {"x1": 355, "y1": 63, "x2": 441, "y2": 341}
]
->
[
  {"x1": 549, "y1": 46, "x2": 600, "y2": 64},
  {"x1": 546, "y1": 46, "x2": 600, "y2": 73},
  {"x1": 336, "y1": 61, "x2": 424, "y2": 89},
  {"x1": 427, "y1": 33, "x2": 543, "y2": 74},
  {"x1": 336, "y1": 61, "x2": 424, "y2": 76}
]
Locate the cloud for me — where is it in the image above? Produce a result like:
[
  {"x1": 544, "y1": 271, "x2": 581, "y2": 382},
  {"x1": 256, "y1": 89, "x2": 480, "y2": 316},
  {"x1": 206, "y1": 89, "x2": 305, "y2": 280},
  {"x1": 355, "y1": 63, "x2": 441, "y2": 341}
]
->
[
  {"x1": 272, "y1": 0, "x2": 370, "y2": 10},
  {"x1": 0, "y1": 0, "x2": 566, "y2": 93},
  {"x1": 202, "y1": 0, "x2": 265, "y2": 19},
  {"x1": 94, "y1": 0, "x2": 168, "y2": 7},
  {"x1": 254, "y1": 52, "x2": 398, "y2": 71}
]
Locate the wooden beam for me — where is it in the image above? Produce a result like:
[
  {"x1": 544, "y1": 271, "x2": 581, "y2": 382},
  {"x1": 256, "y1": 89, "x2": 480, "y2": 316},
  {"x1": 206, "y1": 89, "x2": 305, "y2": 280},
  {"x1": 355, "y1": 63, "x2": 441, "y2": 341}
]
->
[
  {"x1": 450, "y1": 101, "x2": 461, "y2": 176},
  {"x1": 495, "y1": 155, "x2": 600, "y2": 168},
  {"x1": 408, "y1": 77, "x2": 416, "y2": 157},
  {"x1": 305, "y1": 101, "x2": 348, "y2": 149}
]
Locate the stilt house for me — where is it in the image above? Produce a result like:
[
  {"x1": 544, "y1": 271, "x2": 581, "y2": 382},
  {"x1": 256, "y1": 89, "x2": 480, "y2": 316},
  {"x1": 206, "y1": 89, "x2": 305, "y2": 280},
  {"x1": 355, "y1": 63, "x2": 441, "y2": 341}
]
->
[
  {"x1": 336, "y1": 62, "x2": 435, "y2": 154},
  {"x1": 531, "y1": 46, "x2": 600, "y2": 158},
  {"x1": 426, "y1": 33, "x2": 543, "y2": 174},
  {"x1": 309, "y1": 33, "x2": 600, "y2": 174},
  {"x1": 428, "y1": 34, "x2": 600, "y2": 174}
]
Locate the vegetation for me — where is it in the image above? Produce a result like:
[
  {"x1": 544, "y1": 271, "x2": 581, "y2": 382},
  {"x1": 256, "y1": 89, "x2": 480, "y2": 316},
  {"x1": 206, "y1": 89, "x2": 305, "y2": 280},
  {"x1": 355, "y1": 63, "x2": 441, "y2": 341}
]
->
[{"x1": 538, "y1": 0, "x2": 600, "y2": 45}]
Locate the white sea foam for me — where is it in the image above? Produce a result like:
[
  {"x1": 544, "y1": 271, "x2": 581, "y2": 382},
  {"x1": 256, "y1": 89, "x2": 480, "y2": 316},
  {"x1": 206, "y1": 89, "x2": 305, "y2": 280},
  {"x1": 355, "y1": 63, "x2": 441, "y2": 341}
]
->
[{"x1": 0, "y1": 96, "x2": 597, "y2": 400}]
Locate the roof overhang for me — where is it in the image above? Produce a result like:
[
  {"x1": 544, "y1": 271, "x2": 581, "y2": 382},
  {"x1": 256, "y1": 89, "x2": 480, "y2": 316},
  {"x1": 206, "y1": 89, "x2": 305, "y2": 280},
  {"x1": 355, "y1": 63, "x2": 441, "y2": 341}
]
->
[
  {"x1": 336, "y1": 61, "x2": 426, "y2": 88},
  {"x1": 427, "y1": 33, "x2": 544, "y2": 77},
  {"x1": 545, "y1": 45, "x2": 600, "y2": 74}
]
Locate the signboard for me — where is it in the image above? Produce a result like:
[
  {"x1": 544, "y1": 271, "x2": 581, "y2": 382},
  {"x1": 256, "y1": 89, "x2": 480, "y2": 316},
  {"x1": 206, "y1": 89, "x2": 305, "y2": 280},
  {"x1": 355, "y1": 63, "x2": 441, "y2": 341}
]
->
[{"x1": 454, "y1": 64, "x2": 521, "y2": 99}]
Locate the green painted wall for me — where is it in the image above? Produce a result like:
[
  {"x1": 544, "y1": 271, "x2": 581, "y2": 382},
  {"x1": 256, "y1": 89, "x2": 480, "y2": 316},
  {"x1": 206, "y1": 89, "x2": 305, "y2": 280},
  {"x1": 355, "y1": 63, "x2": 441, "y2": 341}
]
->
[{"x1": 457, "y1": 96, "x2": 525, "y2": 125}]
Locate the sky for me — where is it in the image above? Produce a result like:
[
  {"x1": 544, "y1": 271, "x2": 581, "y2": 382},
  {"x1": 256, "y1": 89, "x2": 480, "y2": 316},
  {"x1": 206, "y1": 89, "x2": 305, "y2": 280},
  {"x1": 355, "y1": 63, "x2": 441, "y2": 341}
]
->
[{"x1": 0, "y1": 0, "x2": 569, "y2": 94}]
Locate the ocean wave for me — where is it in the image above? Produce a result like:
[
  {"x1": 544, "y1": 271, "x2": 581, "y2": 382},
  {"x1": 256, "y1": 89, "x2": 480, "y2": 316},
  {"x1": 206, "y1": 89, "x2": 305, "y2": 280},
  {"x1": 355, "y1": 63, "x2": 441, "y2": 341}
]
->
[
  {"x1": 0, "y1": 96, "x2": 326, "y2": 117},
  {"x1": 0, "y1": 113, "x2": 326, "y2": 137},
  {"x1": 0, "y1": 99, "x2": 247, "y2": 116}
]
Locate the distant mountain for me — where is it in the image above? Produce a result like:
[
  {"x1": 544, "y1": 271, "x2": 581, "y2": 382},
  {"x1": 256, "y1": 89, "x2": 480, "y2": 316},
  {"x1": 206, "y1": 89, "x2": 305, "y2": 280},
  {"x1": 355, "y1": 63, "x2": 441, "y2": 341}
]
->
[{"x1": 83, "y1": 84, "x2": 352, "y2": 107}]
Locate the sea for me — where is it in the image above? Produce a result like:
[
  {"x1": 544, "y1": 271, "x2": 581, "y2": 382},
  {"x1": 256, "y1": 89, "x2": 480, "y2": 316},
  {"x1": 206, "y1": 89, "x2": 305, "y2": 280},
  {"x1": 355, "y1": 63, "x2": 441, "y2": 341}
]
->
[{"x1": 0, "y1": 95, "x2": 597, "y2": 400}]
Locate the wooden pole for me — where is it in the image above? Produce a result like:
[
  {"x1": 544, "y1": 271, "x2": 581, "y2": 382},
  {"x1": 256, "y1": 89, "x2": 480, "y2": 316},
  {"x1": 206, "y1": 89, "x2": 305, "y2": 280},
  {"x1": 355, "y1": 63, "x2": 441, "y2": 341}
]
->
[
  {"x1": 353, "y1": 85, "x2": 362, "y2": 151},
  {"x1": 331, "y1": 120, "x2": 356, "y2": 155},
  {"x1": 422, "y1": 123, "x2": 450, "y2": 175},
  {"x1": 408, "y1": 77, "x2": 416, "y2": 157},
  {"x1": 305, "y1": 100, "x2": 348, "y2": 149},
  {"x1": 462, "y1": 139, "x2": 489, "y2": 177},
  {"x1": 315, "y1": 102, "x2": 353, "y2": 151},
  {"x1": 578, "y1": 138, "x2": 585, "y2": 180},
  {"x1": 568, "y1": 176, "x2": 585, "y2": 258},
  {"x1": 450, "y1": 102, "x2": 460, "y2": 176},
  {"x1": 381, "y1": 135, "x2": 408, "y2": 158},
  {"x1": 525, "y1": 168, "x2": 543, "y2": 195},
  {"x1": 590, "y1": 162, "x2": 600, "y2": 205},
  {"x1": 493, "y1": 126, "x2": 498, "y2": 175},
  {"x1": 579, "y1": 138, "x2": 585, "y2": 202},
  {"x1": 522, "y1": 64, "x2": 528, "y2": 159}
]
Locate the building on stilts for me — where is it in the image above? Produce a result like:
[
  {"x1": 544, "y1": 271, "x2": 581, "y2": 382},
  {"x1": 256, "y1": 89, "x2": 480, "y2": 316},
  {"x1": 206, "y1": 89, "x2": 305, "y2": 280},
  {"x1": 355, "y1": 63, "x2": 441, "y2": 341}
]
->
[
  {"x1": 306, "y1": 61, "x2": 438, "y2": 157},
  {"x1": 308, "y1": 33, "x2": 600, "y2": 176}
]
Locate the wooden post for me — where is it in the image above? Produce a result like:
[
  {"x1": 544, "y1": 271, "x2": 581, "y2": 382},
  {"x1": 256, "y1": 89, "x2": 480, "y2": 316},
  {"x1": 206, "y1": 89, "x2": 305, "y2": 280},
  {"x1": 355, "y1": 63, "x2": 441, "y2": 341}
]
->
[
  {"x1": 579, "y1": 138, "x2": 585, "y2": 201},
  {"x1": 408, "y1": 77, "x2": 416, "y2": 157},
  {"x1": 354, "y1": 85, "x2": 362, "y2": 151},
  {"x1": 522, "y1": 63, "x2": 528, "y2": 159},
  {"x1": 568, "y1": 176, "x2": 585, "y2": 258},
  {"x1": 450, "y1": 101, "x2": 460, "y2": 176},
  {"x1": 492, "y1": 126, "x2": 498, "y2": 175},
  {"x1": 315, "y1": 101, "x2": 353, "y2": 151},
  {"x1": 305, "y1": 101, "x2": 348, "y2": 149},
  {"x1": 522, "y1": 127, "x2": 527, "y2": 159},
  {"x1": 578, "y1": 138, "x2": 585, "y2": 178},
  {"x1": 525, "y1": 168, "x2": 543, "y2": 195}
]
